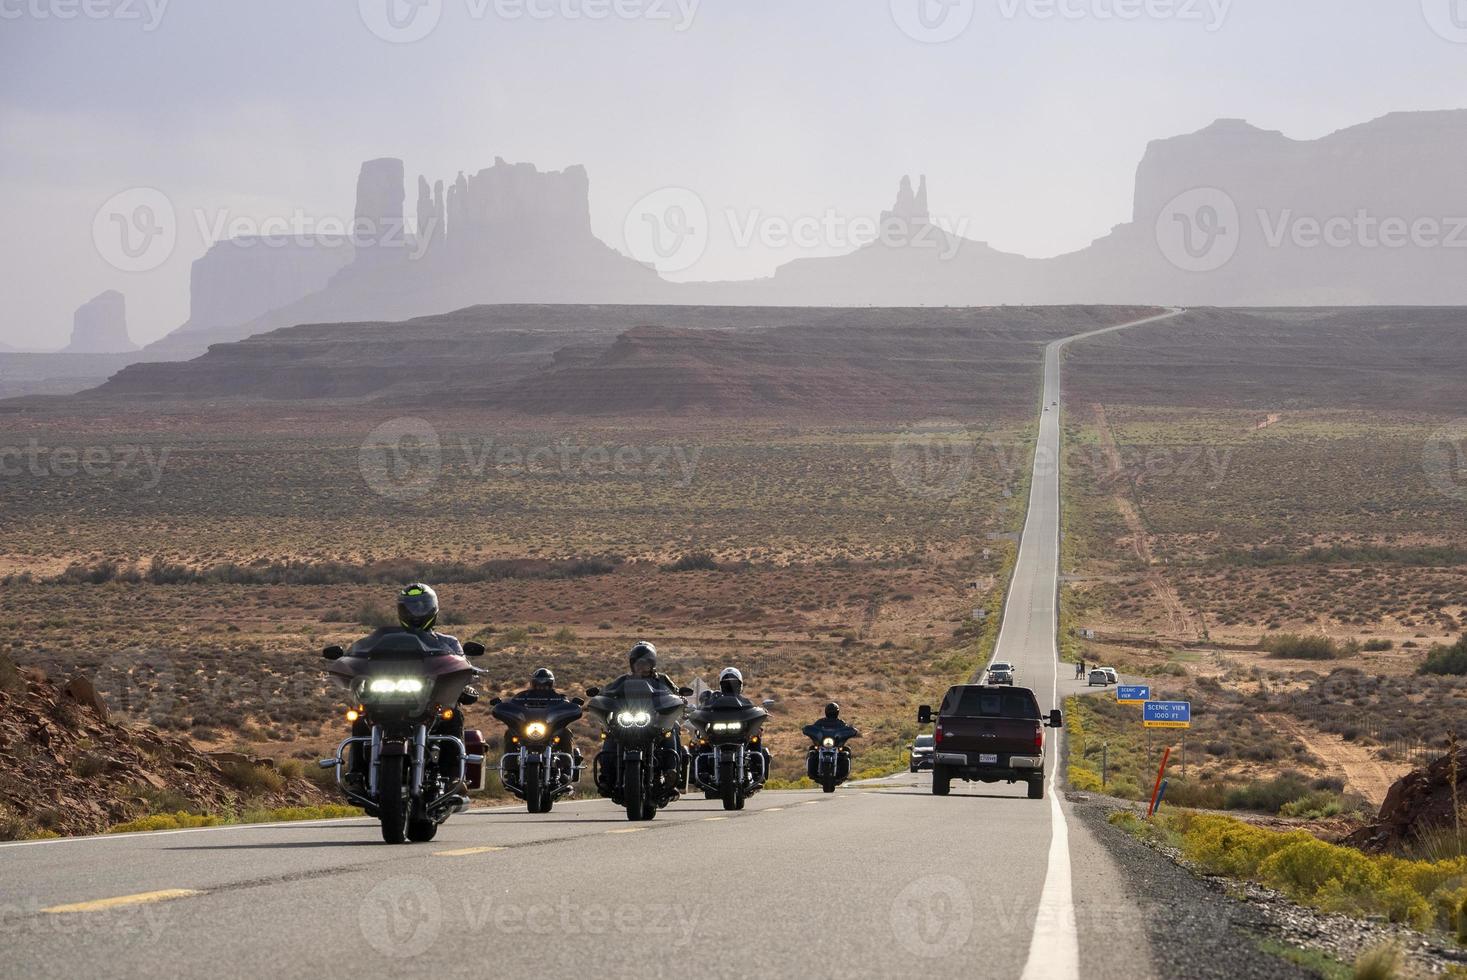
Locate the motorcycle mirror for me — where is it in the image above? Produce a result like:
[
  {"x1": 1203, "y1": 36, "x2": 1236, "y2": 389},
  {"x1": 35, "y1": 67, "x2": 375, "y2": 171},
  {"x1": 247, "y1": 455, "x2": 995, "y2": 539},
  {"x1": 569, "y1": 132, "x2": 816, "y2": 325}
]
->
[
  {"x1": 571, "y1": 697, "x2": 585, "y2": 707},
  {"x1": 917, "y1": 705, "x2": 932, "y2": 725},
  {"x1": 489, "y1": 696, "x2": 502, "y2": 706},
  {"x1": 585, "y1": 687, "x2": 600, "y2": 698},
  {"x1": 1049, "y1": 709, "x2": 1064, "y2": 729},
  {"x1": 463, "y1": 641, "x2": 486, "y2": 658},
  {"x1": 762, "y1": 699, "x2": 777, "y2": 708},
  {"x1": 678, "y1": 686, "x2": 695, "y2": 697},
  {"x1": 321, "y1": 645, "x2": 344, "y2": 661}
]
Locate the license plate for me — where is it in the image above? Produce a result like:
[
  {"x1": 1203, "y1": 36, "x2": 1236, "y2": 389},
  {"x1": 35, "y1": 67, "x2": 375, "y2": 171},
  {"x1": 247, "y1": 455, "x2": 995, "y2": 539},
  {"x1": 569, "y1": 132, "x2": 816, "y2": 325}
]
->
[{"x1": 978, "y1": 753, "x2": 998, "y2": 765}]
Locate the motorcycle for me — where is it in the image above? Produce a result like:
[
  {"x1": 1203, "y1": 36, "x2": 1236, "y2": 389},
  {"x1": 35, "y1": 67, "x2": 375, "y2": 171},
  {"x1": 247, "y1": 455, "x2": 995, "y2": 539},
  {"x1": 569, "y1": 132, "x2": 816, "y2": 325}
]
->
[
  {"x1": 803, "y1": 720, "x2": 859, "y2": 793},
  {"x1": 585, "y1": 678, "x2": 692, "y2": 821},
  {"x1": 490, "y1": 693, "x2": 584, "y2": 813},
  {"x1": 317, "y1": 632, "x2": 488, "y2": 844},
  {"x1": 687, "y1": 692, "x2": 773, "y2": 810}
]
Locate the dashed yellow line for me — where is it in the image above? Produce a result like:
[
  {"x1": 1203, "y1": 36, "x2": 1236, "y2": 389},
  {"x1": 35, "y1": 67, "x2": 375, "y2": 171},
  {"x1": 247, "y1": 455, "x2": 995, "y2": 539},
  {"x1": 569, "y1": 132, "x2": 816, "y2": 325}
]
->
[
  {"x1": 607, "y1": 827, "x2": 646, "y2": 834},
  {"x1": 43, "y1": 889, "x2": 202, "y2": 914},
  {"x1": 703, "y1": 816, "x2": 727, "y2": 821},
  {"x1": 763, "y1": 807, "x2": 785, "y2": 812},
  {"x1": 433, "y1": 846, "x2": 505, "y2": 857}
]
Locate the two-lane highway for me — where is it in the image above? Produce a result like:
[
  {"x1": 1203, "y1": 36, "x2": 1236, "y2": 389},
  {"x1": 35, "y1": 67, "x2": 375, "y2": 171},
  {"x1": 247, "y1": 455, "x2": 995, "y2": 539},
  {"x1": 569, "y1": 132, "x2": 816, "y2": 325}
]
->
[{"x1": 0, "y1": 309, "x2": 1182, "y2": 980}]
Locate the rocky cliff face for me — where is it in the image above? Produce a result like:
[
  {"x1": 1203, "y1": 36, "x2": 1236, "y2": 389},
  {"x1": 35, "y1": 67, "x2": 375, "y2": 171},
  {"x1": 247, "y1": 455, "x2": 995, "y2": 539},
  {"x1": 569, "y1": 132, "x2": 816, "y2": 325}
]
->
[
  {"x1": 0, "y1": 657, "x2": 329, "y2": 839},
  {"x1": 184, "y1": 237, "x2": 354, "y2": 334},
  {"x1": 65, "y1": 290, "x2": 136, "y2": 353}
]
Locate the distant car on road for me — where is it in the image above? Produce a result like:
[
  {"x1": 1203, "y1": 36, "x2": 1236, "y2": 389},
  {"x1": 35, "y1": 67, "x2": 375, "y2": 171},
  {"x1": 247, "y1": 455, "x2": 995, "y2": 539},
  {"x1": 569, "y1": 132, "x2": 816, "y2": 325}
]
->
[
  {"x1": 986, "y1": 662, "x2": 1015, "y2": 685},
  {"x1": 909, "y1": 734, "x2": 934, "y2": 772},
  {"x1": 1087, "y1": 668, "x2": 1110, "y2": 687},
  {"x1": 1100, "y1": 667, "x2": 1119, "y2": 684}
]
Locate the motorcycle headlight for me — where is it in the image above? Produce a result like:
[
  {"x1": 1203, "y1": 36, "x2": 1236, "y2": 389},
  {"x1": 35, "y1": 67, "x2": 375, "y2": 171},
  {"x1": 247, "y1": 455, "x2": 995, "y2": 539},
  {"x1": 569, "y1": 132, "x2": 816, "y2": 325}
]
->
[
  {"x1": 525, "y1": 722, "x2": 548, "y2": 739},
  {"x1": 822, "y1": 737, "x2": 835, "y2": 747},
  {"x1": 711, "y1": 721, "x2": 743, "y2": 732},
  {"x1": 367, "y1": 677, "x2": 425, "y2": 694},
  {"x1": 615, "y1": 710, "x2": 651, "y2": 728}
]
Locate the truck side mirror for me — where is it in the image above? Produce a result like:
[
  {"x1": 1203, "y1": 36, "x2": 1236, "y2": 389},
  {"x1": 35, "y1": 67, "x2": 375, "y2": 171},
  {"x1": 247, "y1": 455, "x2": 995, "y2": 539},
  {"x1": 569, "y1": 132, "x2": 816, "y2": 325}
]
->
[
  {"x1": 917, "y1": 705, "x2": 932, "y2": 725},
  {"x1": 463, "y1": 642, "x2": 486, "y2": 658},
  {"x1": 1049, "y1": 709, "x2": 1063, "y2": 729},
  {"x1": 585, "y1": 687, "x2": 600, "y2": 698},
  {"x1": 321, "y1": 645, "x2": 344, "y2": 661}
]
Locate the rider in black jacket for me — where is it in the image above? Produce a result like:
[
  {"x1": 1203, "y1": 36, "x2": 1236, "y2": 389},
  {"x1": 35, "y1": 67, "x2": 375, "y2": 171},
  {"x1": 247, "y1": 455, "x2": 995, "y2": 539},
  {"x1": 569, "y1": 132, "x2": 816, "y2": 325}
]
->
[{"x1": 595, "y1": 642, "x2": 687, "y2": 793}]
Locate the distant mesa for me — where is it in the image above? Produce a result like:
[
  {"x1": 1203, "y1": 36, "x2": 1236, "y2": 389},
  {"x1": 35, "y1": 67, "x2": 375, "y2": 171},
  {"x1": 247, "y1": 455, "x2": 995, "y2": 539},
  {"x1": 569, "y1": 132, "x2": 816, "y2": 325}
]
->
[{"x1": 65, "y1": 291, "x2": 137, "y2": 353}]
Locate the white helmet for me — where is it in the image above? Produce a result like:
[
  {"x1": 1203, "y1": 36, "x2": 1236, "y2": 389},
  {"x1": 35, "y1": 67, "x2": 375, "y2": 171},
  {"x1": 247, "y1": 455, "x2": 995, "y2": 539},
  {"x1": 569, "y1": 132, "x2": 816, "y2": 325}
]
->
[{"x1": 719, "y1": 666, "x2": 744, "y2": 692}]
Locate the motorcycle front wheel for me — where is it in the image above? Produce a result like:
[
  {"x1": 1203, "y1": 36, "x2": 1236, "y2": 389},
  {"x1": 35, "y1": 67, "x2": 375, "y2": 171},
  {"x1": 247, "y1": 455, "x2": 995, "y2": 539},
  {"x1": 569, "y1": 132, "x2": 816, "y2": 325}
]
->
[
  {"x1": 624, "y1": 757, "x2": 644, "y2": 821},
  {"x1": 378, "y1": 755, "x2": 410, "y2": 844}
]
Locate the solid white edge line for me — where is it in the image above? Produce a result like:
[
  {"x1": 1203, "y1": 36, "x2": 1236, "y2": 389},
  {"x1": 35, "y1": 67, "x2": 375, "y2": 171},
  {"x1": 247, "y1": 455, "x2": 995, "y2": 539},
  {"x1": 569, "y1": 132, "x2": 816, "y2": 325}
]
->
[{"x1": 1018, "y1": 309, "x2": 1184, "y2": 980}]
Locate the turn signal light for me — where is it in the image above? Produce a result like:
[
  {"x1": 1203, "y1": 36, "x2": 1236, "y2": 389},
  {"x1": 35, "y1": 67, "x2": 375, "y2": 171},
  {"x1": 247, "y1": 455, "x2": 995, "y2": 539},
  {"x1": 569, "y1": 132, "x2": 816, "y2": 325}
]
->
[
  {"x1": 345, "y1": 709, "x2": 360, "y2": 722},
  {"x1": 441, "y1": 709, "x2": 455, "y2": 720}
]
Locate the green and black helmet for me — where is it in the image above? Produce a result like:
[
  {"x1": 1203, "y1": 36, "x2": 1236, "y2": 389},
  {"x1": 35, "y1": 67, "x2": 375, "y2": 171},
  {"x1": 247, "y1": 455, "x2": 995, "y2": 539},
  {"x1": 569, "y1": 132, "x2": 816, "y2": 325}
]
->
[{"x1": 397, "y1": 583, "x2": 439, "y2": 631}]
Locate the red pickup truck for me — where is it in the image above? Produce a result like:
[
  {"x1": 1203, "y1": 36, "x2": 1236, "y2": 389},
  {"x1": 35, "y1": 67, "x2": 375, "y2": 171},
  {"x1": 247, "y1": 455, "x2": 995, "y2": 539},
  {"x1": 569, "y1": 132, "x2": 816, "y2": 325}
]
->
[{"x1": 917, "y1": 685, "x2": 1063, "y2": 799}]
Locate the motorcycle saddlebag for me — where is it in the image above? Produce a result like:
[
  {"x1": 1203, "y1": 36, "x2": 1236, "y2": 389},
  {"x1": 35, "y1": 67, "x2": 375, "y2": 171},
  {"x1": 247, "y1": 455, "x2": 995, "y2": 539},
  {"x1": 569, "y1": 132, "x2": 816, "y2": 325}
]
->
[{"x1": 464, "y1": 729, "x2": 488, "y2": 792}]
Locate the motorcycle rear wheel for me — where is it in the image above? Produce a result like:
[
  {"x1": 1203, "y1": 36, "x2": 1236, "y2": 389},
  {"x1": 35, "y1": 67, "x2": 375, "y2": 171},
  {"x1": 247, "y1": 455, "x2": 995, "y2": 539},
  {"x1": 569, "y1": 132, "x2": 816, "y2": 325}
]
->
[{"x1": 378, "y1": 755, "x2": 410, "y2": 844}]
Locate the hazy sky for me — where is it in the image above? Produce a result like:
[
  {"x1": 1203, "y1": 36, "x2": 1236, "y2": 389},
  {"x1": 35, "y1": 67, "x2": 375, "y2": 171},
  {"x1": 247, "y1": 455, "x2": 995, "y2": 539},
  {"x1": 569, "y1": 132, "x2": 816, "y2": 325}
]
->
[{"x1": 2, "y1": 0, "x2": 1465, "y2": 348}]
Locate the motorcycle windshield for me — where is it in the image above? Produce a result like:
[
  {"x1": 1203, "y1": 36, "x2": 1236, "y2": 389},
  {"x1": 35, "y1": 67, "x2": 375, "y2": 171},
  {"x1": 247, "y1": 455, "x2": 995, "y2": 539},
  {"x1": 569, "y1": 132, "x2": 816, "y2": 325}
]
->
[
  {"x1": 492, "y1": 697, "x2": 583, "y2": 729},
  {"x1": 803, "y1": 722, "x2": 857, "y2": 744},
  {"x1": 593, "y1": 679, "x2": 684, "y2": 733}
]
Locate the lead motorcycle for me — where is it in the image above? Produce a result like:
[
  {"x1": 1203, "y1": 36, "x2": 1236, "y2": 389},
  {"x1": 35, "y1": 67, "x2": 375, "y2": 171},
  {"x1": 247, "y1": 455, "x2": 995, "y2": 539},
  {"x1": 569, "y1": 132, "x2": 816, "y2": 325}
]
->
[
  {"x1": 585, "y1": 678, "x2": 692, "y2": 821},
  {"x1": 490, "y1": 692, "x2": 584, "y2": 813},
  {"x1": 318, "y1": 632, "x2": 488, "y2": 843},
  {"x1": 804, "y1": 719, "x2": 860, "y2": 793},
  {"x1": 687, "y1": 691, "x2": 772, "y2": 810}
]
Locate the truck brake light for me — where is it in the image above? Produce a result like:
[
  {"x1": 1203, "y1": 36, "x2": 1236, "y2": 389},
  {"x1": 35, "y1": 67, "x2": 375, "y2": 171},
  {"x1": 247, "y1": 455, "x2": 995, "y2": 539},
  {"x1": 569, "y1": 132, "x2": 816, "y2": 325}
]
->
[
  {"x1": 1033, "y1": 724, "x2": 1043, "y2": 751},
  {"x1": 934, "y1": 725, "x2": 943, "y2": 747}
]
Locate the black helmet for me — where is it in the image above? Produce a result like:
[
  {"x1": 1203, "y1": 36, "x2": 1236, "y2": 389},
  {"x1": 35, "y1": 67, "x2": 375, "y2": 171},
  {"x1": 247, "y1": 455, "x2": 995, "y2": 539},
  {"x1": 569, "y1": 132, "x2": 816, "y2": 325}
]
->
[
  {"x1": 824, "y1": 702, "x2": 840, "y2": 720},
  {"x1": 719, "y1": 666, "x2": 744, "y2": 694},
  {"x1": 531, "y1": 667, "x2": 555, "y2": 690},
  {"x1": 397, "y1": 583, "x2": 438, "y2": 631},
  {"x1": 628, "y1": 641, "x2": 657, "y2": 667}
]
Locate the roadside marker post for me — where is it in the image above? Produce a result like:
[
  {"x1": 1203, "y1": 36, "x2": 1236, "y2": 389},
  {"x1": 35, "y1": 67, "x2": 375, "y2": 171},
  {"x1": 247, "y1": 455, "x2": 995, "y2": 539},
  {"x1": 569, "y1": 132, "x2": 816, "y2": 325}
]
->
[{"x1": 1146, "y1": 746, "x2": 1171, "y2": 819}]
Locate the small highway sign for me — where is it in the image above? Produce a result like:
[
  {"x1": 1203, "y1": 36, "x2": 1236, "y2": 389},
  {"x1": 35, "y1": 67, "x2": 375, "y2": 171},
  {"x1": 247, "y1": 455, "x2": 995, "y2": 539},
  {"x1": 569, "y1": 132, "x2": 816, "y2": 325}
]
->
[
  {"x1": 1116, "y1": 685, "x2": 1150, "y2": 704},
  {"x1": 1143, "y1": 701, "x2": 1192, "y2": 729}
]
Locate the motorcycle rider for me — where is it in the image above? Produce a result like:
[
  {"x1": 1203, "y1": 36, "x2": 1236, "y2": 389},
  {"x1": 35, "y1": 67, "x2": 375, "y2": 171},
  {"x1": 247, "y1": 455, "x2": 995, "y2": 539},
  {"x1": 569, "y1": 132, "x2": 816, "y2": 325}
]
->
[
  {"x1": 506, "y1": 667, "x2": 580, "y2": 767},
  {"x1": 345, "y1": 584, "x2": 479, "y2": 786},
  {"x1": 712, "y1": 666, "x2": 772, "y2": 780},
  {"x1": 804, "y1": 701, "x2": 859, "y2": 739},
  {"x1": 595, "y1": 641, "x2": 687, "y2": 794}
]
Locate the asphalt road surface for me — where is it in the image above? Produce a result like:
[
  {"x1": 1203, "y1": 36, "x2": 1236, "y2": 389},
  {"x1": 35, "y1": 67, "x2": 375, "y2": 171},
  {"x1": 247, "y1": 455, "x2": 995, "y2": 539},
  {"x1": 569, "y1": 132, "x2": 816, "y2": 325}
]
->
[{"x1": 0, "y1": 309, "x2": 1183, "y2": 980}]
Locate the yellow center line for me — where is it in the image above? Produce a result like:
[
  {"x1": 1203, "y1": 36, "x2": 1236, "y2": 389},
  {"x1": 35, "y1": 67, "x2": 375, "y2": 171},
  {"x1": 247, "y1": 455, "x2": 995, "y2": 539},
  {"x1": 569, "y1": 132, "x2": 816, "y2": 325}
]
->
[
  {"x1": 703, "y1": 816, "x2": 728, "y2": 821},
  {"x1": 43, "y1": 889, "x2": 203, "y2": 914},
  {"x1": 607, "y1": 827, "x2": 646, "y2": 834},
  {"x1": 433, "y1": 846, "x2": 506, "y2": 857},
  {"x1": 763, "y1": 807, "x2": 785, "y2": 812}
]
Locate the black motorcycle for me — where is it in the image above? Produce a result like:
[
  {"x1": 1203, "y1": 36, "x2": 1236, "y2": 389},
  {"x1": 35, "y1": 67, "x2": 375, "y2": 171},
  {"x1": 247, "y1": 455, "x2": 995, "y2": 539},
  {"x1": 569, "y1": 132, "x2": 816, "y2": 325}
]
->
[
  {"x1": 585, "y1": 678, "x2": 692, "y2": 821},
  {"x1": 804, "y1": 720, "x2": 859, "y2": 793},
  {"x1": 688, "y1": 692, "x2": 772, "y2": 810},
  {"x1": 490, "y1": 693, "x2": 584, "y2": 813},
  {"x1": 318, "y1": 632, "x2": 488, "y2": 843}
]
